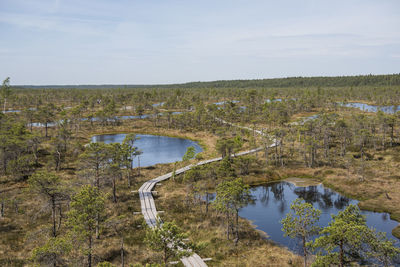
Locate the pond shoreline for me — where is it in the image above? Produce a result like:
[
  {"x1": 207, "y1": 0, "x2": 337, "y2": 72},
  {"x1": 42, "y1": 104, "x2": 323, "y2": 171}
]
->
[
  {"x1": 247, "y1": 176, "x2": 400, "y2": 240},
  {"x1": 86, "y1": 125, "x2": 400, "y2": 240},
  {"x1": 233, "y1": 178, "x2": 400, "y2": 259},
  {"x1": 91, "y1": 133, "x2": 203, "y2": 168},
  {"x1": 200, "y1": 174, "x2": 400, "y2": 248}
]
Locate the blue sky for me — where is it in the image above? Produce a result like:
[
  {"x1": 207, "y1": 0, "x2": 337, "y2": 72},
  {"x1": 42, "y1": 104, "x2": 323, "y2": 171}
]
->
[{"x1": 1, "y1": 0, "x2": 399, "y2": 85}]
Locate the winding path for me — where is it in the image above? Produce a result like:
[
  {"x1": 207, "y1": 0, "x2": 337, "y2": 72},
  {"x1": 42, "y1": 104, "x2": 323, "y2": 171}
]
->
[{"x1": 138, "y1": 119, "x2": 276, "y2": 267}]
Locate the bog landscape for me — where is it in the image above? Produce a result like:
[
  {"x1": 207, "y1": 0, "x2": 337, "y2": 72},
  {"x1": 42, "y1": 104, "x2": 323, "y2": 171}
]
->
[
  {"x1": 1, "y1": 75, "x2": 400, "y2": 266},
  {"x1": 1, "y1": 1, "x2": 400, "y2": 266}
]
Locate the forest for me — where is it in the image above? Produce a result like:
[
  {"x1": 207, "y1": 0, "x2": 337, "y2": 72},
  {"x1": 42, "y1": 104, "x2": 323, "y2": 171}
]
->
[
  {"x1": 14, "y1": 73, "x2": 400, "y2": 89},
  {"x1": 1, "y1": 74, "x2": 400, "y2": 267}
]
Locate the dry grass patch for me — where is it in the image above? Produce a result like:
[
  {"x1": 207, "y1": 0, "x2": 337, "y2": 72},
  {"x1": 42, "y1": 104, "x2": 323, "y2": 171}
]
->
[{"x1": 156, "y1": 179, "x2": 302, "y2": 267}]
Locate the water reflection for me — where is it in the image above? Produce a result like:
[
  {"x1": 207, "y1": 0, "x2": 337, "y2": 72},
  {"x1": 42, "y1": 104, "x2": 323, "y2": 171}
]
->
[
  {"x1": 91, "y1": 133, "x2": 202, "y2": 167},
  {"x1": 238, "y1": 181, "x2": 399, "y2": 253}
]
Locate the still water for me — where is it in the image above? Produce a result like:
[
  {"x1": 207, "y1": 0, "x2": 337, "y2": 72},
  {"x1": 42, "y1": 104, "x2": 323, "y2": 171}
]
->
[
  {"x1": 341, "y1": 102, "x2": 400, "y2": 114},
  {"x1": 298, "y1": 101, "x2": 398, "y2": 124},
  {"x1": 28, "y1": 112, "x2": 183, "y2": 127},
  {"x1": 206, "y1": 181, "x2": 399, "y2": 252},
  {"x1": 91, "y1": 133, "x2": 202, "y2": 167}
]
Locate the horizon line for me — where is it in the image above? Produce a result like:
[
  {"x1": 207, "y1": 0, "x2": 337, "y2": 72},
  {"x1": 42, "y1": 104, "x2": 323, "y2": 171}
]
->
[{"x1": 10, "y1": 72, "x2": 400, "y2": 87}]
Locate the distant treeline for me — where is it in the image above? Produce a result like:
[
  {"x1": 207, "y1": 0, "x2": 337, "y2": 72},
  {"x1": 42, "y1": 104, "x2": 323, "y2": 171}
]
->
[
  {"x1": 177, "y1": 73, "x2": 400, "y2": 88},
  {"x1": 12, "y1": 73, "x2": 400, "y2": 90}
]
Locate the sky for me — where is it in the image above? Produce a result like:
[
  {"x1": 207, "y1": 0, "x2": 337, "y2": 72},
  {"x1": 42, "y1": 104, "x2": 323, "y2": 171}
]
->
[{"x1": 0, "y1": 0, "x2": 399, "y2": 85}]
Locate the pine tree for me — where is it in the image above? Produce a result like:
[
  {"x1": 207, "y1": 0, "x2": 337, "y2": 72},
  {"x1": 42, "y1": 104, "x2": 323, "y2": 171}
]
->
[
  {"x1": 312, "y1": 205, "x2": 371, "y2": 267},
  {"x1": 145, "y1": 220, "x2": 191, "y2": 266},
  {"x1": 28, "y1": 171, "x2": 68, "y2": 237},
  {"x1": 281, "y1": 198, "x2": 321, "y2": 267},
  {"x1": 67, "y1": 185, "x2": 106, "y2": 267}
]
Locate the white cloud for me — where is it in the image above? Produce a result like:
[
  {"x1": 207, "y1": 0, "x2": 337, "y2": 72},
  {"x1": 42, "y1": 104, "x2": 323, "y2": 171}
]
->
[{"x1": 0, "y1": 0, "x2": 399, "y2": 84}]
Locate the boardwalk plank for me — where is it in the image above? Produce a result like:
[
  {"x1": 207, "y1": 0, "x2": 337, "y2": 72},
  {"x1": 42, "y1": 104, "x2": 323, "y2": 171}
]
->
[{"x1": 137, "y1": 118, "x2": 277, "y2": 266}]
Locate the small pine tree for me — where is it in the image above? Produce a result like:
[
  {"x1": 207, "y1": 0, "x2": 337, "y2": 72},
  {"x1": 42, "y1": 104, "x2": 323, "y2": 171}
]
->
[
  {"x1": 312, "y1": 205, "x2": 371, "y2": 267},
  {"x1": 145, "y1": 219, "x2": 192, "y2": 266},
  {"x1": 281, "y1": 198, "x2": 321, "y2": 267},
  {"x1": 67, "y1": 185, "x2": 105, "y2": 267},
  {"x1": 182, "y1": 146, "x2": 196, "y2": 161}
]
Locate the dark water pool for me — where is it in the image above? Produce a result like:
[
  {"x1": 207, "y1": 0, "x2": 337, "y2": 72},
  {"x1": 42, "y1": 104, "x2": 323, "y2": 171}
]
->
[
  {"x1": 206, "y1": 181, "x2": 399, "y2": 252},
  {"x1": 240, "y1": 182, "x2": 399, "y2": 251},
  {"x1": 91, "y1": 133, "x2": 202, "y2": 168}
]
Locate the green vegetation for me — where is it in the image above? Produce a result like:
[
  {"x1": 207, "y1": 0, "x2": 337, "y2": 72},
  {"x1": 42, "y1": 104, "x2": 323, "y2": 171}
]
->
[
  {"x1": 281, "y1": 198, "x2": 321, "y2": 267},
  {"x1": 214, "y1": 178, "x2": 251, "y2": 244},
  {"x1": 67, "y1": 185, "x2": 106, "y2": 267},
  {"x1": 28, "y1": 171, "x2": 67, "y2": 238},
  {"x1": 1, "y1": 73, "x2": 400, "y2": 266},
  {"x1": 281, "y1": 201, "x2": 400, "y2": 266},
  {"x1": 311, "y1": 205, "x2": 400, "y2": 266},
  {"x1": 145, "y1": 220, "x2": 191, "y2": 266},
  {"x1": 14, "y1": 73, "x2": 400, "y2": 89},
  {"x1": 1, "y1": 77, "x2": 11, "y2": 113},
  {"x1": 32, "y1": 236, "x2": 72, "y2": 267},
  {"x1": 182, "y1": 146, "x2": 196, "y2": 162}
]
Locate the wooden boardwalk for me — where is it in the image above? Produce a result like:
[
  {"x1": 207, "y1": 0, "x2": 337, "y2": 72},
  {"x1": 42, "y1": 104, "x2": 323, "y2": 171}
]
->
[{"x1": 138, "y1": 119, "x2": 276, "y2": 267}]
